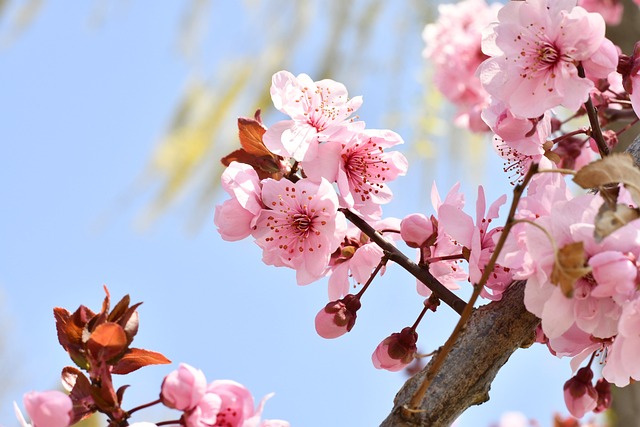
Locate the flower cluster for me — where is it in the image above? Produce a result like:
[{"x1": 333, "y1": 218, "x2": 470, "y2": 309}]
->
[
  {"x1": 14, "y1": 290, "x2": 289, "y2": 427},
  {"x1": 161, "y1": 363, "x2": 288, "y2": 427}
]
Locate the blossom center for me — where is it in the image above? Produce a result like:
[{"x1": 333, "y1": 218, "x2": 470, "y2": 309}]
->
[{"x1": 292, "y1": 212, "x2": 313, "y2": 233}]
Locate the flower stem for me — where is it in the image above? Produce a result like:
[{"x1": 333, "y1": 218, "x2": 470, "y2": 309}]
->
[
  {"x1": 127, "y1": 398, "x2": 162, "y2": 416},
  {"x1": 340, "y1": 208, "x2": 467, "y2": 315},
  {"x1": 577, "y1": 64, "x2": 609, "y2": 157}
]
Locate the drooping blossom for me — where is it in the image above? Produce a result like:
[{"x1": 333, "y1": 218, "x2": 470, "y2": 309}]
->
[
  {"x1": 16, "y1": 391, "x2": 72, "y2": 427},
  {"x1": 214, "y1": 162, "x2": 264, "y2": 242},
  {"x1": 481, "y1": 99, "x2": 551, "y2": 157},
  {"x1": 183, "y1": 391, "x2": 222, "y2": 427},
  {"x1": 423, "y1": 0, "x2": 501, "y2": 131},
  {"x1": 161, "y1": 363, "x2": 207, "y2": 411},
  {"x1": 315, "y1": 294, "x2": 361, "y2": 339},
  {"x1": 263, "y1": 70, "x2": 362, "y2": 162},
  {"x1": 372, "y1": 327, "x2": 418, "y2": 372},
  {"x1": 253, "y1": 177, "x2": 347, "y2": 285},
  {"x1": 479, "y1": 0, "x2": 611, "y2": 118}
]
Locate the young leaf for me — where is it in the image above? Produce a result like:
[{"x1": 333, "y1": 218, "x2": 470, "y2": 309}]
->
[
  {"x1": 86, "y1": 322, "x2": 128, "y2": 362},
  {"x1": 111, "y1": 347, "x2": 171, "y2": 375}
]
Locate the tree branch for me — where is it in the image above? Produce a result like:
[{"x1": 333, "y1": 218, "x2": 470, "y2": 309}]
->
[{"x1": 379, "y1": 281, "x2": 539, "y2": 427}]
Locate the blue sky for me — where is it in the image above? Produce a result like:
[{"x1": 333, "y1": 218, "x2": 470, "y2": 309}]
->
[{"x1": 0, "y1": 2, "x2": 577, "y2": 426}]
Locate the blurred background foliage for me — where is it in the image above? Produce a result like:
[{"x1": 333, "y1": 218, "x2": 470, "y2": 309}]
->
[{"x1": 0, "y1": 0, "x2": 471, "y2": 232}]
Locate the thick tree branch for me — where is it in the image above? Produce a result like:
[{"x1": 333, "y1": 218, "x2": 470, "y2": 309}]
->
[{"x1": 380, "y1": 281, "x2": 539, "y2": 427}]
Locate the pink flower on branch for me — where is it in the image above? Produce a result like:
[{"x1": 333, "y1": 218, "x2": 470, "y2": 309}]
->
[
  {"x1": 253, "y1": 177, "x2": 347, "y2": 285},
  {"x1": 16, "y1": 391, "x2": 72, "y2": 427},
  {"x1": 161, "y1": 363, "x2": 207, "y2": 411},
  {"x1": 372, "y1": 327, "x2": 418, "y2": 372},
  {"x1": 263, "y1": 70, "x2": 362, "y2": 162},
  {"x1": 479, "y1": 0, "x2": 610, "y2": 118}
]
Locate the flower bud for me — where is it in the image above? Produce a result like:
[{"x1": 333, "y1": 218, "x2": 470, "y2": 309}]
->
[
  {"x1": 563, "y1": 367, "x2": 598, "y2": 418},
  {"x1": 161, "y1": 363, "x2": 207, "y2": 411},
  {"x1": 594, "y1": 378, "x2": 612, "y2": 413},
  {"x1": 372, "y1": 327, "x2": 418, "y2": 372},
  {"x1": 400, "y1": 214, "x2": 433, "y2": 248},
  {"x1": 315, "y1": 294, "x2": 361, "y2": 339},
  {"x1": 23, "y1": 390, "x2": 72, "y2": 427}
]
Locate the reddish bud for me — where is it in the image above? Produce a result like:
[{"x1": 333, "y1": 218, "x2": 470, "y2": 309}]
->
[
  {"x1": 594, "y1": 378, "x2": 612, "y2": 413},
  {"x1": 372, "y1": 327, "x2": 418, "y2": 372},
  {"x1": 314, "y1": 294, "x2": 361, "y2": 339},
  {"x1": 563, "y1": 367, "x2": 597, "y2": 418}
]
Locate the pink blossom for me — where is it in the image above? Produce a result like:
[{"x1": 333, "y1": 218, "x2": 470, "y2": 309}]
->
[
  {"x1": 563, "y1": 367, "x2": 598, "y2": 418},
  {"x1": 253, "y1": 177, "x2": 347, "y2": 285},
  {"x1": 589, "y1": 251, "x2": 637, "y2": 298},
  {"x1": 372, "y1": 327, "x2": 418, "y2": 372},
  {"x1": 263, "y1": 71, "x2": 362, "y2": 162},
  {"x1": 422, "y1": 0, "x2": 500, "y2": 131},
  {"x1": 315, "y1": 294, "x2": 361, "y2": 339},
  {"x1": 214, "y1": 162, "x2": 264, "y2": 242},
  {"x1": 602, "y1": 298, "x2": 640, "y2": 386},
  {"x1": 327, "y1": 218, "x2": 400, "y2": 299},
  {"x1": 206, "y1": 380, "x2": 277, "y2": 427},
  {"x1": 479, "y1": 0, "x2": 608, "y2": 117},
  {"x1": 303, "y1": 128, "x2": 408, "y2": 216},
  {"x1": 161, "y1": 363, "x2": 207, "y2": 411},
  {"x1": 481, "y1": 99, "x2": 551, "y2": 156},
  {"x1": 184, "y1": 392, "x2": 222, "y2": 427},
  {"x1": 400, "y1": 213, "x2": 434, "y2": 248},
  {"x1": 20, "y1": 391, "x2": 72, "y2": 427},
  {"x1": 437, "y1": 185, "x2": 511, "y2": 300},
  {"x1": 582, "y1": 38, "x2": 619, "y2": 81}
]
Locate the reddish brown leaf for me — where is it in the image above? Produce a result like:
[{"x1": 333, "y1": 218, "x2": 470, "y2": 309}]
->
[
  {"x1": 118, "y1": 302, "x2": 142, "y2": 343},
  {"x1": 108, "y1": 294, "x2": 131, "y2": 323},
  {"x1": 87, "y1": 322, "x2": 128, "y2": 362},
  {"x1": 238, "y1": 116, "x2": 269, "y2": 157},
  {"x1": 62, "y1": 367, "x2": 97, "y2": 424},
  {"x1": 111, "y1": 348, "x2": 171, "y2": 375}
]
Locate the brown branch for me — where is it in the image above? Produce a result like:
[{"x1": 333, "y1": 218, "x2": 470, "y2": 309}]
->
[
  {"x1": 379, "y1": 280, "x2": 539, "y2": 427},
  {"x1": 339, "y1": 208, "x2": 467, "y2": 315},
  {"x1": 577, "y1": 64, "x2": 609, "y2": 157}
]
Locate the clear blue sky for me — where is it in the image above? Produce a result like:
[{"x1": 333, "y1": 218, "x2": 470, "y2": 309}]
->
[{"x1": 0, "y1": 2, "x2": 577, "y2": 426}]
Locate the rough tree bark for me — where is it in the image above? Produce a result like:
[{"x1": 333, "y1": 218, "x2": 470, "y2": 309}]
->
[{"x1": 380, "y1": 281, "x2": 539, "y2": 426}]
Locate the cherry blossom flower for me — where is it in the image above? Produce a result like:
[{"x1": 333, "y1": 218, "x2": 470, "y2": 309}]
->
[
  {"x1": 327, "y1": 218, "x2": 400, "y2": 299},
  {"x1": 253, "y1": 177, "x2": 347, "y2": 285},
  {"x1": 438, "y1": 185, "x2": 511, "y2": 300},
  {"x1": 214, "y1": 162, "x2": 264, "y2": 242},
  {"x1": 207, "y1": 380, "x2": 281, "y2": 427},
  {"x1": 161, "y1": 363, "x2": 207, "y2": 411},
  {"x1": 183, "y1": 392, "x2": 222, "y2": 427},
  {"x1": 15, "y1": 391, "x2": 72, "y2": 427},
  {"x1": 303, "y1": 128, "x2": 408, "y2": 218},
  {"x1": 479, "y1": 0, "x2": 610, "y2": 118},
  {"x1": 372, "y1": 327, "x2": 418, "y2": 372},
  {"x1": 263, "y1": 70, "x2": 362, "y2": 162},
  {"x1": 422, "y1": 0, "x2": 500, "y2": 131},
  {"x1": 602, "y1": 298, "x2": 640, "y2": 386}
]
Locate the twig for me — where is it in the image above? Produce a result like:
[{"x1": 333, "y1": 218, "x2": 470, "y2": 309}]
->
[
  {"x1": 406, "y1": 162, "x2": 539, "y2": 411},
  {"x1": 577, "y1": 64, "x2": 609, "y2": 157},
  {"x1": 339, "y1": 208, "x2": 467, "y2": 315}
]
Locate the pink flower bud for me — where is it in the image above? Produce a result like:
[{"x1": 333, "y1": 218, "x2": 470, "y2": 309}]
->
[
  {"x1": 563, "y1": 367, "x2": 598, "y2": 418},
  {"x1": 594, "y1": 378, "x2": 612, "y2": 413},
  {"x1": 315, "y1": 294, "x2": 361, "y2": 339},
  {"x1": 372, "y1": 327, "x2": 418, "y2": 372},
  {"x1": 23, "y1": 390, "x2": 72, "y2": 427},
  {"x1": 161, "y1": 363, "x2": 207, "y2": 411},
  {"x1": 400, "y1": 214, "x2": 433, "y2": 248}
]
